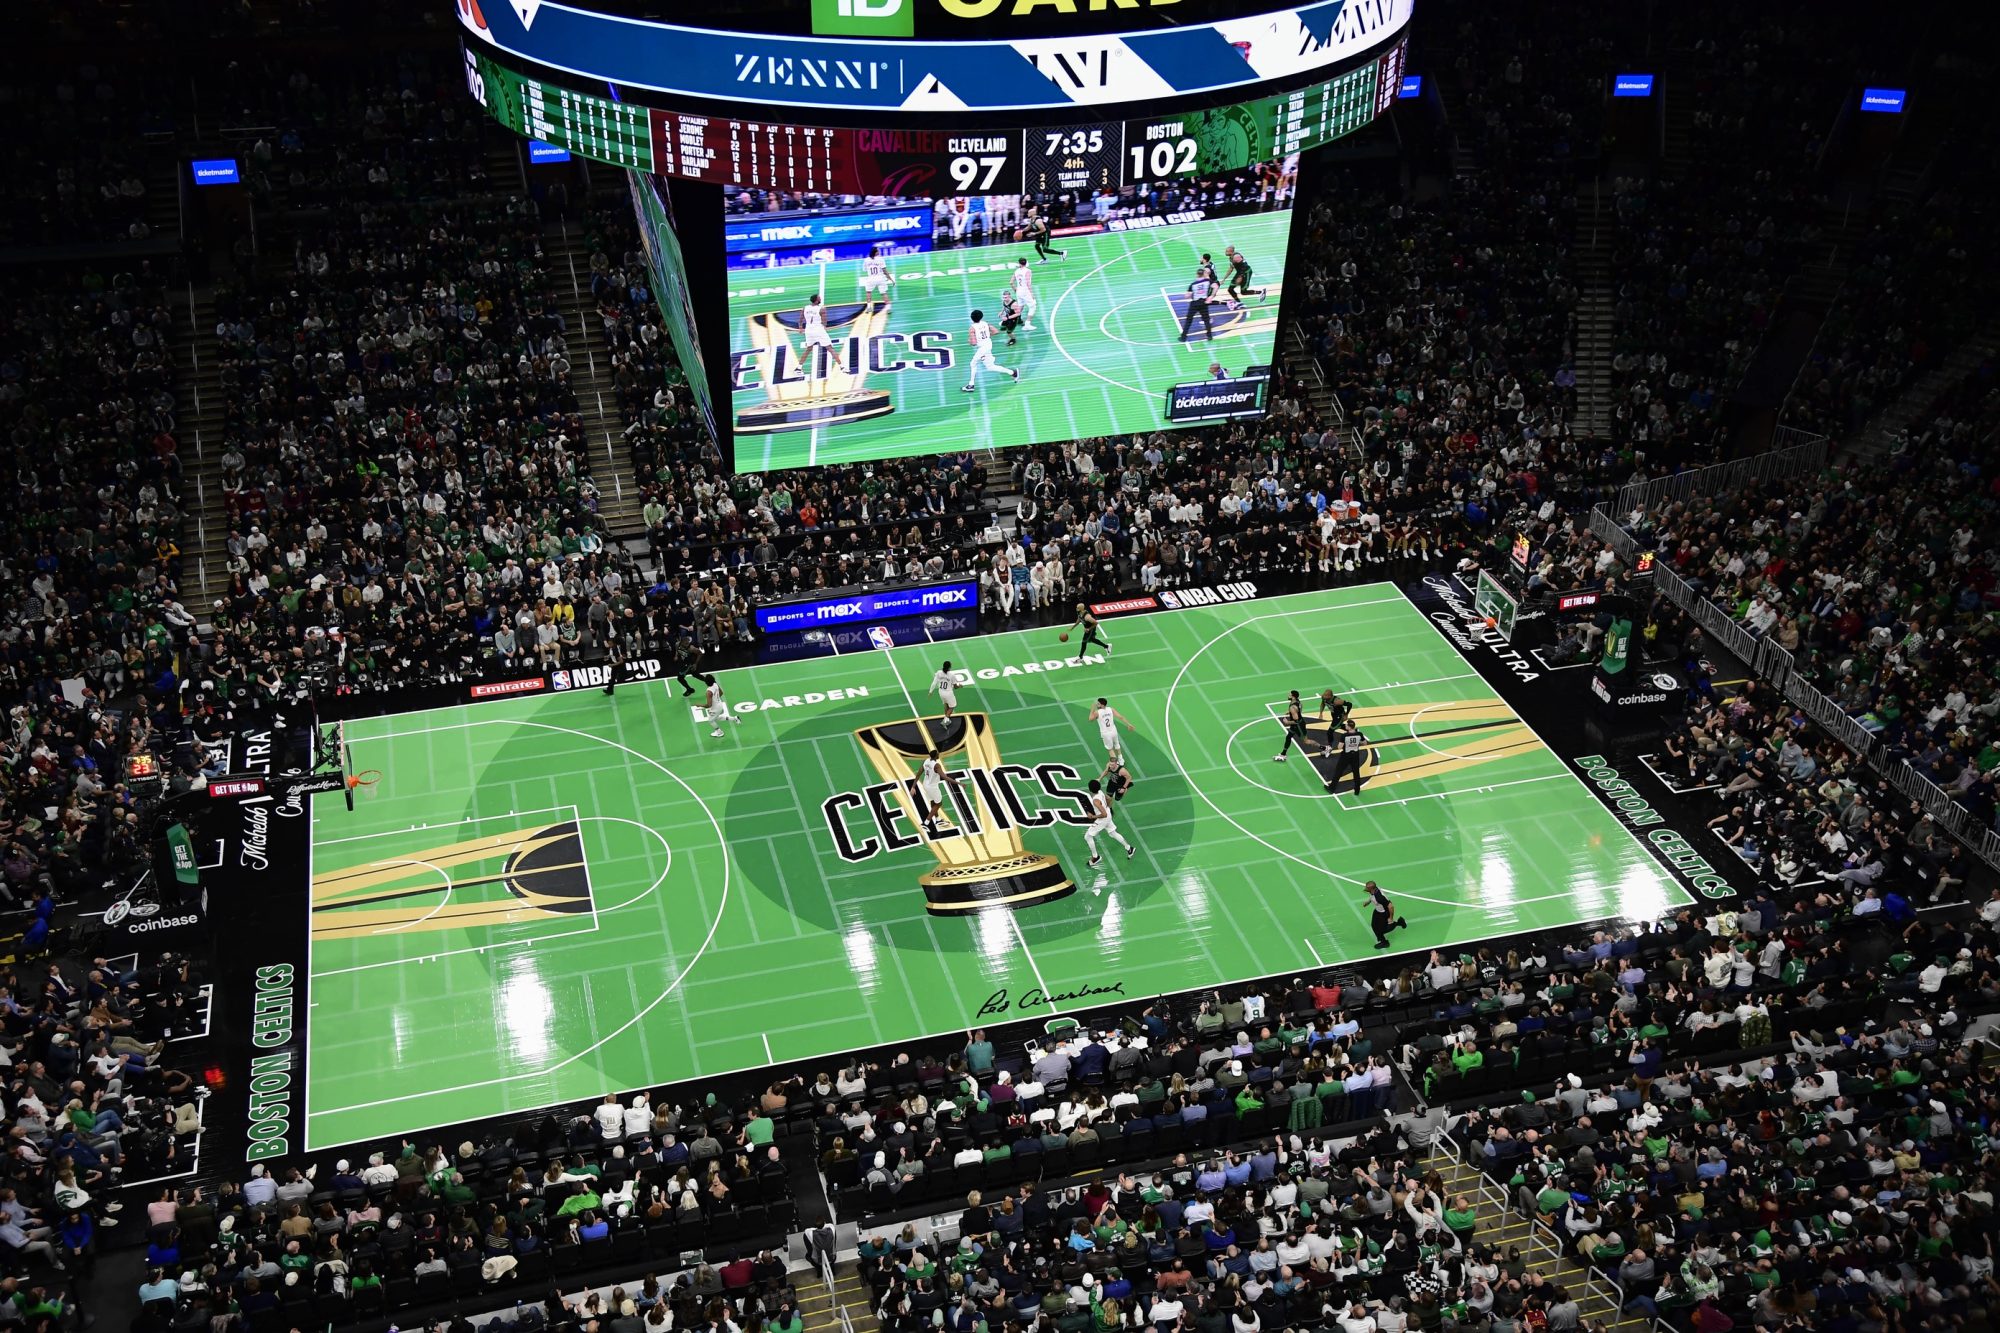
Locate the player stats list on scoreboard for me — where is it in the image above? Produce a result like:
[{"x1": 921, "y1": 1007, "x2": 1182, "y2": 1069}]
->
[
  {"x1": 651, "y1": 114, "x2": 846, "y2": 193},
  {"x1": 474, "y1": 53, "x2": 655, "y2": 171},
  {"x1": 650, "y1": 116, "x2": 1029, "y2": 197},
  {"x1": 473, "y1": 38, "x2": 1408, "y2": 190}
]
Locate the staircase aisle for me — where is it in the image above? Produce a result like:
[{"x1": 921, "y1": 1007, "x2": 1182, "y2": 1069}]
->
[
  {"x1": 1840, "y1": 325, "x2": 1999, "y2": 463},
  {"x1": 796, "y1": 1260, "x2": 877, "y2": 1333},
  {"x1": 177, "y1": 286, "x2": 233, "y2": 607},
  {"x1": 545, "y1": 217, "x2": 646, "y2": 537},
  {"x1": 981, "y1": 454, "x2": 1021, "y2": 540},
  {"x1": 1422, "y1": 1147, "x2": 1654, "y2": 1333},
  {"x1": 1571, "y1": 183, "x2": 1617, "y2": 442},
  {"x1": 143, "y1": 154, "x2": 182, "y2": 241},
  {"x1": 1281, "y1": 325, "x2": 1348, "y2": 451}
]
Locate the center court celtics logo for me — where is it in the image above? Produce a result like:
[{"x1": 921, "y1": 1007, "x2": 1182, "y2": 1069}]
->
[
  {"x1": 831, "y1": 712, "x2": 1088, "y2": 915},
  {"x1": 724, "y1": 700, "x2": 1190, "y2": 945}
]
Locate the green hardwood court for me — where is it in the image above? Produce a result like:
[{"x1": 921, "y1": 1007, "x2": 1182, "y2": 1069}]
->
[
  {"x1": 301, "y1": 586, "x2": 1688, "y2": 1148},
  {"x1": 727, "y1": 209, "x2": 1292, "y2": 470}
]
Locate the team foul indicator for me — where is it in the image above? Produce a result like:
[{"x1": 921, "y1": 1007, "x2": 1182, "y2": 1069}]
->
[{"x1": 1025, "y1": 123, "x2": 1121, "y2": 194}]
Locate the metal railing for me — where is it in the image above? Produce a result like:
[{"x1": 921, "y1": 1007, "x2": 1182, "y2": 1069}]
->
[
  {"x1": 1432, "y1": 1127, "x2": 1645, "y2": 1329},
  {"x1": 1591, "y1": 442, "x2": 2000, "y2": 873},
  {"x1": 820, "y1": 1250, "x2": 856, "y2": 1333},
  {"x1": 1610, "y1": 435, "x2": 1828, "y2": 520}
]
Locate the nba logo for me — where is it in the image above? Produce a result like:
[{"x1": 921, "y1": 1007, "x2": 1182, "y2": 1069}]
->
[
  {"x1": 551, "y1": 671, "x2": 573, "y2": 691},
  {"x1": 868, "y1": 626, "x2": 895, "y2": 651}
]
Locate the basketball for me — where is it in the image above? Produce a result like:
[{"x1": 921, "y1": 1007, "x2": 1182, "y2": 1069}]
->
[
  {"x1": 1484, "y1": 617, "x2": 1497, "y2": 629},
  {"x1": 1060, "y1": 632, "x2": 1070, "y2": 642}
]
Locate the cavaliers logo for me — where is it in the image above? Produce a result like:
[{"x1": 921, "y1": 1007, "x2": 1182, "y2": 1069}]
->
[
  {"x1": 876, "y1": 163, "x2": 939, "y2": 196},
  {"x1": 310, "y1": 820, "x2": 591, "y2": 940}
]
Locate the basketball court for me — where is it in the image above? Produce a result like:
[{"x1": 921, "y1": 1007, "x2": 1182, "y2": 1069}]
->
[
  {"x1": 727, "y1": 210, "x2": 1292, "y2": 470},
  {"x1": 299, "y1": 585, "x2": 1687, "y2": 1149}
]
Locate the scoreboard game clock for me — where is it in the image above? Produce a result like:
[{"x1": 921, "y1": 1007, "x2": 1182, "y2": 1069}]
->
[
  {"x1": 1025, "y1": 122, "x2": 1121, "y2": 194},
  {"x1": 457, "y1": 1, "x2": 1416, "y2": 471}
]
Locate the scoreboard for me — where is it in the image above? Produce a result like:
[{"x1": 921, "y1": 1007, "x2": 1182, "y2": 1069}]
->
[{"x1": 468, "y1": 43, "x2": 1404, "y2": 193}]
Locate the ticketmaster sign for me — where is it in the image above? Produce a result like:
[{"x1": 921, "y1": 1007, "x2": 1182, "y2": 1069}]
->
[{"x1": 457, "y1": 0, "x2": 1413, "y2": 112}]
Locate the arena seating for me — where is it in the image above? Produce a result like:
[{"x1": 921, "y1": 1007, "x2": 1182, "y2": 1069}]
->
[{"x1": 2, "y1": 18, "x2": 1998, "y2": 1333}]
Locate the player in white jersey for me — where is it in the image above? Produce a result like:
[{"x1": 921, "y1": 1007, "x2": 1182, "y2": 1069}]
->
[
  {"x1": 960, "y1": 308, "x2": 1019, "y2": 393},
  {"x1": 1082, "y1": 779, "x2": 1134, "y2": 867},
  {"x1": 1010, "y1": 258, "x2": 1037, "y2": 329},
  {"x1": 704, "y1": 678, "x2": 741, "y2": 737},
  {"x1": 800, "y1": 293, "x2": 844, "y2": 390},
  {"x1": 917, "y1": 749, "x2": 959, "y2": 835},
  {"x1": 857, "y1": 246, "x2": 893, "y2": 313},
  {"x1": 929, "y1": 660, "x2": 960, "y2": 720},
  {"x1": 1089, "y1": 697, "x2": 1131, "y2": 763}
]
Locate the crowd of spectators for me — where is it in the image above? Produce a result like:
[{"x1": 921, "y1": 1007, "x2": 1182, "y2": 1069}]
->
[
  {"x1": 1618, "y1": 369, "x2": 2000, "y2": 833},
  {"x1": 208, "y1": 52, "x2": 495, "y2": 214},
  {"x1": 2, "y1": 23, "x2": 1999, "y2": 1333},
  {"x1": 1782, "y1": 180, "x2": 1996, "y2": 442},
  {"x1": 0, "y1": 66, "x2": 176, "y2": 249},
  {"x1": 823, "y1": 889, "x2": 2000, "y2": 1333},
  {"x1": 0, "y1": 949, "x2": 207, "y2": 1284},
  {"x1": 129, "y1": 1089, "x2": 798, "y2": 1330},
  {"x1": 1455, "y1": 893, "x2": 2000, "y2": 1333},
  {"x1": 193, "y1": 177, "x2": 630, "y2": 697},
  {"x1": 818, "y1": 993, "x2": 1396, "y2": 1219}
]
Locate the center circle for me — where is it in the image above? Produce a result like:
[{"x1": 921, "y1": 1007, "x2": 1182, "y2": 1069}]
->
[{"x1": 725, "y1": 699, "x2": 1192, "y2": 947}]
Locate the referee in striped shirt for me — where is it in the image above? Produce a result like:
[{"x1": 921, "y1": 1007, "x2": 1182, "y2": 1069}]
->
[
  {"x1": 1180, "y1": 270, "x2": 1217, "y2": 341},
  {"x1": 1324, "y1": 719, "x2": 1370, "y2": 795}
]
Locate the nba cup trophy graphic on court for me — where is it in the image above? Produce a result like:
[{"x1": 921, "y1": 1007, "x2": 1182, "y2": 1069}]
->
[
  {"x1": 853, "y1": 712, "x2": 1075, "y2": 915},
  {"x1": 736, "y1": 300, "x2": 895, "y2": 435}
]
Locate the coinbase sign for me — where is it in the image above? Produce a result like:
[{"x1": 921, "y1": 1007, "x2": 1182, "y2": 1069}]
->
[
  {"x1": 1859, "y1": 87, "x2": 1907, "y2": 113},
  {"x1": 191, "y1": 158, "x2": 241, "y2": 186},
  {"x1": 757, "y1": 580, "x2": 979, "y2": 633}
]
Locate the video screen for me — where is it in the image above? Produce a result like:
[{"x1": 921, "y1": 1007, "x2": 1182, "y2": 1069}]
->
[
  {"x1": 724, "y1": 157, "x2": 1299, "y2": 469},
  {"x1": 630, "y1": 171, "x2": 719, "y2": 443}
]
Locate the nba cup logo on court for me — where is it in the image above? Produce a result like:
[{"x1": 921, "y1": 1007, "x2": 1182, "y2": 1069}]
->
[
  {"x1": 736, "y1": 300, "x2": 896, "y2": 435},
  {"x1": 833, "y1": 712, "x2": 1080, "y2": 915}
]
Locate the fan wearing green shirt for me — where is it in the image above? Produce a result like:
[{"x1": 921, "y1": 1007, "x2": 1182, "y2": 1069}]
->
[{"x1": 741, "y1": 1110, "x2": 775, "y2": 1148}]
